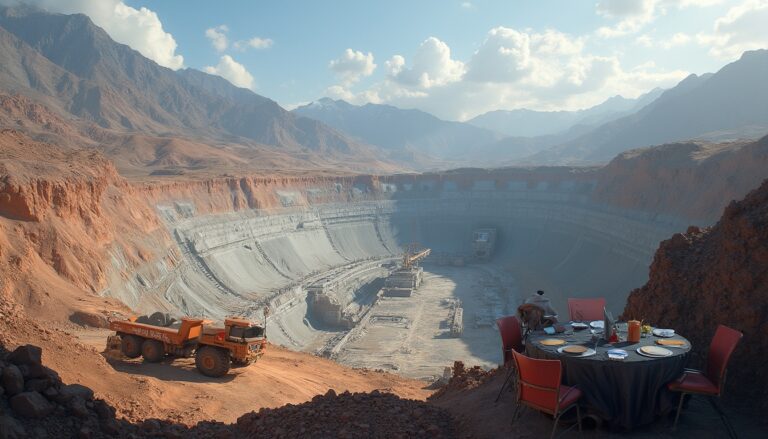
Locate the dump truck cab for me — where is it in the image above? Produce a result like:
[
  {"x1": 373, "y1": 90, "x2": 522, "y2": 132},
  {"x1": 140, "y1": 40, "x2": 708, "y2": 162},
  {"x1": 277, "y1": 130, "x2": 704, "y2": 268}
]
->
[{"x1": 198, "y1": 317, "x2": 267, "y2": 370}]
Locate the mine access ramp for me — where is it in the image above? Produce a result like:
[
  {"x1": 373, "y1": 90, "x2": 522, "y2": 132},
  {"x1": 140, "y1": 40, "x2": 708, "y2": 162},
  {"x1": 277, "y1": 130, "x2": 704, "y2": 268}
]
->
[{"x1": 109, "y1": 313, "x2": 267, "y2": 377}]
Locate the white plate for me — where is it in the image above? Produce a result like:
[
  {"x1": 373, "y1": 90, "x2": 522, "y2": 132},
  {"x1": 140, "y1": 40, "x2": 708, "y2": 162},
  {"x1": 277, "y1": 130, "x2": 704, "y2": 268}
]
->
[
  {"x1": 571, "y1": 322, "x2": 589, "y2": 329},
  {"x1": 636, "y1": 346, "x2": 673, "y2": 358},
  {"x1": 652, "y1": 328, "x2": 675, "y2": 338},
  {"x1": 557, "y1": 346, "x2": 597, "y2": 357},
  {"x1": 589, "y1": 321, "x2": 604, "y2": 329}
]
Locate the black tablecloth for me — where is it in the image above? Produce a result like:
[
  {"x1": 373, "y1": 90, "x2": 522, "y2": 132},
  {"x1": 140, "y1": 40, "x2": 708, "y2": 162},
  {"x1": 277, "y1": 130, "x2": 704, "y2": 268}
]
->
[{"x1": 526, "y1": 326, "x2": 691, "y2": 430}]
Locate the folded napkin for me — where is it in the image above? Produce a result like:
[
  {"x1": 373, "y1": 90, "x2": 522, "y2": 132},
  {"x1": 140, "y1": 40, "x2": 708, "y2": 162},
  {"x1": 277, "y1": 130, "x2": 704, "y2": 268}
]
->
[{"x1": 607, "y1": 349, "x2": 628, "y2": 361}]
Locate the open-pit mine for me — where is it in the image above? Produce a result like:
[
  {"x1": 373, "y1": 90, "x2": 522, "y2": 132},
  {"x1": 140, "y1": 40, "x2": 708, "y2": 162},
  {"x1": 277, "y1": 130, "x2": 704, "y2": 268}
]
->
[{"x1": 100, "y1": 168, "x2": 696, "y2": 380}]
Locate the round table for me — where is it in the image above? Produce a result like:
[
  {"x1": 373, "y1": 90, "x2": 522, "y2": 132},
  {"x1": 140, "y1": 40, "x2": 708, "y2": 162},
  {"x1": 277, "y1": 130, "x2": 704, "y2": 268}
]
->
[{"x1": 526, "y1": 326, "x2": 691, "y2": 430}]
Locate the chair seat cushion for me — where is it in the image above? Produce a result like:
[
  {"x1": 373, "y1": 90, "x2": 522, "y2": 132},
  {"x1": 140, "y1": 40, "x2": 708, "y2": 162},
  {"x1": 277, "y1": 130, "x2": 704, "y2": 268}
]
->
[
  {"x1": 558, "y1": 385, "x2": 582, "y2": 410},
  {"x1": 668, "y1": 372, "x2": 719, "y2": 395}
]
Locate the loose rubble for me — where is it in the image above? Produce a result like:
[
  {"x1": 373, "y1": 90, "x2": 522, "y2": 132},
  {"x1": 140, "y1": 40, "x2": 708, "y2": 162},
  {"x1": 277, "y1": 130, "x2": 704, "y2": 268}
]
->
[
  {"x1": 236, "y1": 389, "x2": 454, "y2": 438},
  {"x1": 0, "y1": 343, "x2": 226, "y2": 438},
  {"x1": 429, "y1": 361, "x2": 497, "y2": 399}
]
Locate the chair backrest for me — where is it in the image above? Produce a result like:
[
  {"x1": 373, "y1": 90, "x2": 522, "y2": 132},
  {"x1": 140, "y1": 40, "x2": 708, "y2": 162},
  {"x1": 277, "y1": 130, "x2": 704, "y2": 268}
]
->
[
  {"x1": 705, "y1": 324, "x2": 743, "y2": 390},
  {"x1": 567, "y1": 297, "x2": 606, "y2": 321},
  {"x1": 512, "y1": 350, "x2": 563, "y2": 415},
  {"x1": 496, "y1": 316, "x2": 524, "y2": 366}
]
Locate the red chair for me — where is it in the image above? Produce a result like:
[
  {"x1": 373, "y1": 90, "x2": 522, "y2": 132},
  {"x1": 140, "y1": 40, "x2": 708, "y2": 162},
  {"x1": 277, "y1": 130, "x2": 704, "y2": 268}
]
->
[
  {"x1": 495, "y1": 316, "x2": 524, "y2": 402},
  {"x1": 511, "y1": 350, "x2": 582, "y2": 439},
  {"x1": 668, "y1": 324, "x2": 743, "y2": 437},
  {"x1": 567, "y1": 298, "x2": 606, "y2": 321}
]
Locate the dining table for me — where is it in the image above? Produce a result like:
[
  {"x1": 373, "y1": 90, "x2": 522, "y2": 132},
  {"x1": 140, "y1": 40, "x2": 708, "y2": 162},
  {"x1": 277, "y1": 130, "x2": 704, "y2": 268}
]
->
[{"x1": 525, "y1": 323, "x2": 692, "y2": 430}]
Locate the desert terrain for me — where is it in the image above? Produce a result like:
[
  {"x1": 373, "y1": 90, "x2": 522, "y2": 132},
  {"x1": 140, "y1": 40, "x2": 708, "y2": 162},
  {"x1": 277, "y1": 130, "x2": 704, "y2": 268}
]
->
[{"x1": 2, "y1": 4, "x2": 768, "y2": 438}]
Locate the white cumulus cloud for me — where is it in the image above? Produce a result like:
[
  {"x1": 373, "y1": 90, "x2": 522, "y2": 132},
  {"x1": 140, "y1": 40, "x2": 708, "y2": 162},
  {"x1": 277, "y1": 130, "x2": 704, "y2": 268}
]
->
[
  {"x1": 388, "y1": 37, "x2": 465, "y2": 88},
  {"x1": 329, "y1": 49, "x2": 377, "y2": 85},
  {"x1": 698, "y1": 0, "x2": 768, "y2": 59},
  {"x1": 328, "y1": 25, "x2": 688, "y2": 121},
  {"x1": 1, "y1": 0, "x2": 184, "y2": 69},
  {"x1": 205, "y1": 25, "x2": 229, "y2": 52},
  {"x1": 596, "y1": 0, "x2": 724, "y2": 38},
  {"x1": 234, "y1": 37, "x2": 274, "y2": 50},
  {"x1": 204, "y1": 55, "x2": 255, "y2": 89}
]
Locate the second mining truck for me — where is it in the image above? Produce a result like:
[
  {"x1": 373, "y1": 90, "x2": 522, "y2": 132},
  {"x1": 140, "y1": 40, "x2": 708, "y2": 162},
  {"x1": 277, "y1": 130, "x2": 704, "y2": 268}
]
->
[{"x1": 108, "y1": 314, "x2": 267, "y2": 377}]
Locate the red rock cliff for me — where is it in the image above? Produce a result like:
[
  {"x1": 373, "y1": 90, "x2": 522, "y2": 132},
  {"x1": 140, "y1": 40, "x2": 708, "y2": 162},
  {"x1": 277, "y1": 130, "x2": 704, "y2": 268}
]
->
[{"x1": 623, "y1": 179, "x2": 768, "y2": 406}]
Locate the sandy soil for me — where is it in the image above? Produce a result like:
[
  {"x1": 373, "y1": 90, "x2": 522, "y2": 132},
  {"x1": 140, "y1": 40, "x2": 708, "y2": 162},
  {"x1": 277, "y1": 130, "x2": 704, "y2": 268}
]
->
[
  {"x1": 334, "y1": 266, "x2": 514, "y2": 379},
  {"x1": 71, "y1": 327, "x2": 432, "y2": 424}
]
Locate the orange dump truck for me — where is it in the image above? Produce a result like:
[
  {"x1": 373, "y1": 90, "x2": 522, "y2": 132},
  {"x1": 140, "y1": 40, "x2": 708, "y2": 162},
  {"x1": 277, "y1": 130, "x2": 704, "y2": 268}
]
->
[{"x1": 109, "y1": 316, "x2": 267, "y2": 377}]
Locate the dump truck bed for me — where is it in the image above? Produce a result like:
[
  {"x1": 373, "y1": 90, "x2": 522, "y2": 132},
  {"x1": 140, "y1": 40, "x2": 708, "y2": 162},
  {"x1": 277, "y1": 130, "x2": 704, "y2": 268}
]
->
[{"x1": 109, "y1": 317, "x2": 205, "y2": 346}]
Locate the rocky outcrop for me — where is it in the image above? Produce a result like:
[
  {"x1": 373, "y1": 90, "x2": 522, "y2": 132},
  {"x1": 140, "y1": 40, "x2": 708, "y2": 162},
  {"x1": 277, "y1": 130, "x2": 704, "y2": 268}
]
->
[
  {"x1": 623, "y1": 179, "x2": 768, "y2": 406},
  {"x1": 594, "y1": 135, "x2": 768, "y2": 223}
]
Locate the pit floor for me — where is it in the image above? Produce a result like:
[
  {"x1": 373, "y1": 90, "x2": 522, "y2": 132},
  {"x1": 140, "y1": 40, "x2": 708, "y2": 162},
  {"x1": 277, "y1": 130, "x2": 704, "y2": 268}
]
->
[{"x1": 334, "y1": 265, "x2": 515, "y2": 379}]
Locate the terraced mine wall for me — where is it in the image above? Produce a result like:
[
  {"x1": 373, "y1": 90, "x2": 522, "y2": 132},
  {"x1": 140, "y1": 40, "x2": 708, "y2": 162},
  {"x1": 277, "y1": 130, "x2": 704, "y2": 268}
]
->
[{"x1": 99, "y1": 169, "x2": 691, "y2": 353}]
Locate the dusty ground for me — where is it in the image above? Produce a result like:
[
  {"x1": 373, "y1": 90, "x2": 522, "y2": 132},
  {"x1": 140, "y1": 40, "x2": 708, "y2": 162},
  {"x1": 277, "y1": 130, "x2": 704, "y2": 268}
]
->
[
  {"x1": 432, "y1": 367, "x2": 768, "y2": 439},
  {"x1": 0, "y1": 297, "x2": 432, "y2": 427},
  {"x1": 74, "y1": 327, "x2": 432, "y2": 424},
  {"x1": 334, "y1": 266, "x2": 514, "y2": 379}
]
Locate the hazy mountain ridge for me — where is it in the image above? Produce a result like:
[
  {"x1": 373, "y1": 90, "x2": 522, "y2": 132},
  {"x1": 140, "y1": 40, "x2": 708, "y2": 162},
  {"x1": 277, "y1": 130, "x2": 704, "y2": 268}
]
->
[
  {"x1": 530, "y1": 50, "x2": 768, "y2": 165},
  {"x1": 0, "y1": 6, "x2": 392, "y2": 172},
  {"x1": 292, "y1": 98, "x2": 504, "y2": 162},
  {"x1": 467, "y1": 88, "x2": 664, "y2": 138}
]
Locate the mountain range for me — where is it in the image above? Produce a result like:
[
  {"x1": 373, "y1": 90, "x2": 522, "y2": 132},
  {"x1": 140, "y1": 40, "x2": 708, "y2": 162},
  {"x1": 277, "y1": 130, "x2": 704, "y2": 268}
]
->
[
  {"x1": 1, "y1": 5, "x2": 767, "y2": 172},
  {"x1": 295, "y1": 52, "x2": 768, "y2": 167},
  {"x1": 529, "y1": 50, "x2": 768, "y2": 164},
  {"x1": 466, "y1": 88, "x2": 664, "y2": 138},
  {"x1": 0, "y1": 5, "x2": 395, "y2": 175},
  {"x1": 292, "y1": 99, "x2": 504, "y2": 166}
]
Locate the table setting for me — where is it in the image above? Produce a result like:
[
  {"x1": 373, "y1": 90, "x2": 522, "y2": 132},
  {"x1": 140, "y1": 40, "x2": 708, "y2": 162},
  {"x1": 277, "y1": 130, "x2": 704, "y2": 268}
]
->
[{"x1": 525, "y1": 320, "x2": 692, "y2": 429}]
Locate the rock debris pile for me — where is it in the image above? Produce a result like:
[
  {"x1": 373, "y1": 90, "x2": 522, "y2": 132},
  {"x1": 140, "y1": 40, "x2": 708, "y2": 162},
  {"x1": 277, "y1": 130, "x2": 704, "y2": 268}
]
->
[
  {"x1": 236, "y1": 389, "x2": 455, "y2": 438},
  {"x1": 430, "y1": 361, "x2": 497, "y2": 399},
  {"x1": 0, "y1": 343, "x2": 229, "y2": 439}
]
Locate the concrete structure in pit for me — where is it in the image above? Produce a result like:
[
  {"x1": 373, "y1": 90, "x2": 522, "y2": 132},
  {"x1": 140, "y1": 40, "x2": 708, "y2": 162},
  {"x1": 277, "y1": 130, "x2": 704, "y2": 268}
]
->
[{"x1": 102, "y1": 171, "x2": 691, "y2": 378}]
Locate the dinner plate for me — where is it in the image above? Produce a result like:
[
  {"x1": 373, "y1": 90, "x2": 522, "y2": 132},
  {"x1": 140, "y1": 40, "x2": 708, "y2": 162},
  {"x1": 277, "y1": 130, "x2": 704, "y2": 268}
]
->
[
  {"x1": 637, "y1": 346, "x2": 673, "y2": 357},
  {"x1": 652, "y1": 328, "x2": 675, "y2": 338},
  {"x1": 589, "y1": 321, "x2": 605, "y2": 329},
  {"x1": 557, "y1": 346, "x2": 596, "y2": 357},
  {"x1": 571, "y1": 322, "x2": 589, "y2": 330},
  {"x1": 562, "y1": 345, "x2": 587, "y2": 354},
  {"x1": 540, "y1": 338, "x2": 566, "y2": 346}
]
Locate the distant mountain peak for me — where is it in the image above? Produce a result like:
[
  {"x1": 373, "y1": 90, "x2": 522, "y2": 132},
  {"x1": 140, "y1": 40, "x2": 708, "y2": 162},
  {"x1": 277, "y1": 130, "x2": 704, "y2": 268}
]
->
[{"x1": 0, "y1": 7, "x2": 388, "y2": 171}]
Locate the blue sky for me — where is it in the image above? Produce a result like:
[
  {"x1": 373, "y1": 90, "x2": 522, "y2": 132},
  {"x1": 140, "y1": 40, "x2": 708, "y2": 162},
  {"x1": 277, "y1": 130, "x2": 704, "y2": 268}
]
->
[{"x1": 11, "y1": 1, "x2": 768, "y2": 120}]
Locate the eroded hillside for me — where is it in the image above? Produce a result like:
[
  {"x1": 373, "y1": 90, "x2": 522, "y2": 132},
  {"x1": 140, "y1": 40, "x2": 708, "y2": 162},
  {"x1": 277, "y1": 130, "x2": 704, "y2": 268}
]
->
[{"x1": 624, "y1": 179, "x2": 768, "y2": 408}]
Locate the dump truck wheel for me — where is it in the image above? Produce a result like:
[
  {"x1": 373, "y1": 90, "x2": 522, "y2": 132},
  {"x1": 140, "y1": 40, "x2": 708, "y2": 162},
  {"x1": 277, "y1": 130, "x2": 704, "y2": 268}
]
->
[
  {"x1": 120, "y1": 335, "x2": 143, "y2": 358},
  {"x1": 195, "y1": 346, "x2": 231, "y2": 377},
  {"x1": 141, "y1": 339, "x2": 165, "y2": 363}
]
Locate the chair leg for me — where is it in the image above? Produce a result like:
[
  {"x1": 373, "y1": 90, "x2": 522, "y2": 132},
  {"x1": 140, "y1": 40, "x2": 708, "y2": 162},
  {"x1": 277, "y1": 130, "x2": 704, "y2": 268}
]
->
[
  {"x1": 495, "y1": 367, "x2": 514, "y2": 402},
  {"x1": 550, "y1": 413, "x2": 560, "y2": 439},
  {"x1": 708, "y1": 397, "x2": 738, "y2": 439},
  {"x1": 576, "y1": 405, "x2": 582, "y2": 434},
  {"x1": 511, "y1": 403, "x2": 522, "y2": 425},
  {"x1": 672, "y1": 392, "x2": 686, "y2": 431}
]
